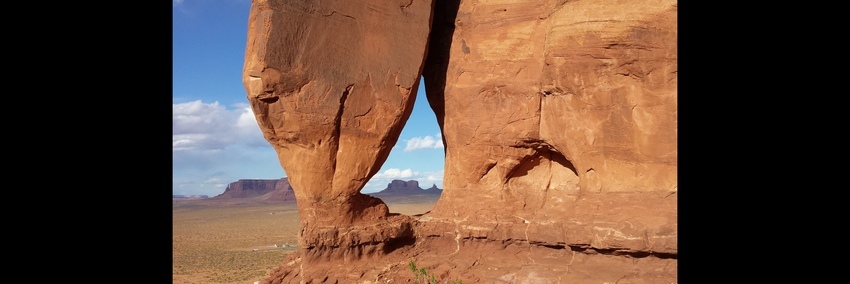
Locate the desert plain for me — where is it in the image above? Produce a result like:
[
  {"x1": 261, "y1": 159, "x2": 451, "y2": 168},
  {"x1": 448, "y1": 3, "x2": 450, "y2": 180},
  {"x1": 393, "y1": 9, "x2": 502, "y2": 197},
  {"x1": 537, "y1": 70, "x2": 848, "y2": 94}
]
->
[{"x1": 172, "y1": 196, "x2": 439, "y2": 284}]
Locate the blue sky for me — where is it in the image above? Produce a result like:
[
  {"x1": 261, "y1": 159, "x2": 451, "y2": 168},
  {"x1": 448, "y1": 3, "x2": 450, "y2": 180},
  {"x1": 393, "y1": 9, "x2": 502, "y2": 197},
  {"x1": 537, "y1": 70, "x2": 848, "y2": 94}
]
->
[{"x1": 173, "y1": 0, "x2": 445, "y2": 195}]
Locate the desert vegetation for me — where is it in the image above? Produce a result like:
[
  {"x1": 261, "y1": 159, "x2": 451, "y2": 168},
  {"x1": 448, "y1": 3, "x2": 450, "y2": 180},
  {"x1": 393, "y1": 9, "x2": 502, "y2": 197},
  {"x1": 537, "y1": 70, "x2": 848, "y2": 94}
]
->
[{"x1": 409, "y1": 259, "x2": 463, "y2": 284}]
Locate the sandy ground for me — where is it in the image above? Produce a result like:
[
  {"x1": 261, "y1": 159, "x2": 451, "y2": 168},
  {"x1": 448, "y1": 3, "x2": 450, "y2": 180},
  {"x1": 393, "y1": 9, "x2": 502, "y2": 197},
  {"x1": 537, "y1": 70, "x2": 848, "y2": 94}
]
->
[{"x1": 173, "y1": 197, "x2": 438, "y2": 284}]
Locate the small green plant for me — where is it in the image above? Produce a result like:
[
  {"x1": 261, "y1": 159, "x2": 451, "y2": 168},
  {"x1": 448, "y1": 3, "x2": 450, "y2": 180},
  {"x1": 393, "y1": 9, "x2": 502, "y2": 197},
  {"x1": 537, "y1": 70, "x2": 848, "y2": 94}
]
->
[{"x1": 408, "y1": 259, "x2": 462, "y2": 284}]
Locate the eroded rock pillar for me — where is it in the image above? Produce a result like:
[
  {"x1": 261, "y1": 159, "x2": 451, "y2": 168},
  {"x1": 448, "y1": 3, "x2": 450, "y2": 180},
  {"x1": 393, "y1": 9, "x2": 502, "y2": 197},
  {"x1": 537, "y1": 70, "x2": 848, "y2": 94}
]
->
[{"x1": 242, "y1": 0, "x2": 434, "y2": 263}]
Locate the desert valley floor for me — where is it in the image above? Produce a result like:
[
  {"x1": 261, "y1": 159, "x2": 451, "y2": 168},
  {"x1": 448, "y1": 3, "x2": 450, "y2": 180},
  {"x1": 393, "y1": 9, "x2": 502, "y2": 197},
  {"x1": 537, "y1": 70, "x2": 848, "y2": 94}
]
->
[{"x1": 173, "y1": 196, "x2": 439, "y2": 284}]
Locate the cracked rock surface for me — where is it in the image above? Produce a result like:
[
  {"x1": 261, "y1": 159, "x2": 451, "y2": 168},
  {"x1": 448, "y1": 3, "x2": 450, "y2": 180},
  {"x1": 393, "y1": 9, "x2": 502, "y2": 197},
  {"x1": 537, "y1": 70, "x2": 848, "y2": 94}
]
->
[
  {"x1": 241, "y1": 0, "x2": 434, "y2": 273},
  {"x1": 244, "y1": 0, "x2": 677, "y2": 283}
]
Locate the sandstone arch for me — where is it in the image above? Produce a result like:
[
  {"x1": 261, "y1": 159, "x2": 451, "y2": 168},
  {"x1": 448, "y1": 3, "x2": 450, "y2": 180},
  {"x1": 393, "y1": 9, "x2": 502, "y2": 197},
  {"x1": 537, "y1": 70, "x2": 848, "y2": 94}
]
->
[{"x1": 243, "y1": 0, "x2": 677, "y2": 282}]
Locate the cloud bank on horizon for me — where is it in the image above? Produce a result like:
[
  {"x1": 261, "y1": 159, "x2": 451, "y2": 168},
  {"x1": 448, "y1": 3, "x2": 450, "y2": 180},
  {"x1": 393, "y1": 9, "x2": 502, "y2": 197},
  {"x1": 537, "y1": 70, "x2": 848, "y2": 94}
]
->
[{"x1": 173, "y1": 99, "x2": 445, "y2": 196}]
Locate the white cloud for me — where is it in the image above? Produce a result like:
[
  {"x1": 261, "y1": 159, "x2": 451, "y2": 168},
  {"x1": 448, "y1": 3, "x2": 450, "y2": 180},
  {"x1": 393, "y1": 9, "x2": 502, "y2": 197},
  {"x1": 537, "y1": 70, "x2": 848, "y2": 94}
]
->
[
  {"x1": 173, "y1": 100, "x2": 285, "y2": 196},
  {"x1": 204, "y1": 177, "x2": 229, "y2": 190},
  {"x1": 373, "y1": 168, "x2": 416, "y2": 179},
  {"x1": 172, "y1": 100, "x2": 267, "y2": 152},
  {"x1": 236, "y1": 105, "x2": 260, "y2": 129},
  {"x1": 173, "y1": 0, "x2": 184, "y2": 5},
  {"x1": 404, "y1": 135, "x2": 444, "y2": 152},
  {"x1": 423, "y1": 174, "x2": 442, "y2": 181}
]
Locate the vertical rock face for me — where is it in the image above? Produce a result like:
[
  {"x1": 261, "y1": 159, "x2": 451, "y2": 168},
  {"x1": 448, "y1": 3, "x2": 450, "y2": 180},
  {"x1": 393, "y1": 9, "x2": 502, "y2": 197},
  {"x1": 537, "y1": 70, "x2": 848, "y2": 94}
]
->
[
  {"x1": 417, "y1": 0, "x2": 678, "y2": 282},
  {"x1": 241, "y1": 0, "x2": 434, "y2": 262},
  {"x1": 427, "y1": 0, "x2": 678, "y2": 194},
  {"x1": 422, "y1": 0, "x2": 677, "y2": 254}
]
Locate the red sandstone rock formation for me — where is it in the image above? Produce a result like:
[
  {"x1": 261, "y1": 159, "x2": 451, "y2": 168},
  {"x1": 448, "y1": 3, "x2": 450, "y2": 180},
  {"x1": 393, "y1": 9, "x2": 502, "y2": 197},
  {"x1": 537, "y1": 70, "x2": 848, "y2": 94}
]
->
[
  {"x1": 212, "y1": 178, "x2": 296, "y2": 202},
  {"x1": 241, "y1": 0, "x2": 434, "y2": 272},
  {"x1": 422, "y1": 0, "x2": 678, "y2": 257},
  {"x1": 244, "y1": 0, "x2": 677, "y2": 282}
]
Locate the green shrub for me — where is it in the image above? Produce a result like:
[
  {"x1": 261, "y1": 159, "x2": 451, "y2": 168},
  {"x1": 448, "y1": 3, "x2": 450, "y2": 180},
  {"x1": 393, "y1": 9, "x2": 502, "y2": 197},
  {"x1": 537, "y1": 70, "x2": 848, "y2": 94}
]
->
[{"x1": 408, "y1": 259, "x2": 462, "y2": 284}]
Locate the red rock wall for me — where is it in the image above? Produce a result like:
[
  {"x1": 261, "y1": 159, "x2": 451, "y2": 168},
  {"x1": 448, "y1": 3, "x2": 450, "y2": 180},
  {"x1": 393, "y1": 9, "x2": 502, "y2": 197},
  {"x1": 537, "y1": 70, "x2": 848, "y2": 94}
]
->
[
  {"x1": 245, "y1": 0, "x2": 677, "y2": 282},
  {"x1": 422, "y1": 0, "x2": 677, "y2": 254},
  {"x1": 241, "y1": 0, "x2": 434, "y2": 267}
]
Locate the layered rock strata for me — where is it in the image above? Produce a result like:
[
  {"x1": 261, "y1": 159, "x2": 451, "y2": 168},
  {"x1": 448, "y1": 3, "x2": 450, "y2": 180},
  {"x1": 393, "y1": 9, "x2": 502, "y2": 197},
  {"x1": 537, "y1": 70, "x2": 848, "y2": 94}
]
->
[
  {"x1": 213, "y1": 178, "x2": 296, "y2": 202},
  {"x1": 241, "y1": 0, "x2": 435, "y2": 266},
  {"x1": 245, "y1": 0, "x2": 677, "y2": 282}
]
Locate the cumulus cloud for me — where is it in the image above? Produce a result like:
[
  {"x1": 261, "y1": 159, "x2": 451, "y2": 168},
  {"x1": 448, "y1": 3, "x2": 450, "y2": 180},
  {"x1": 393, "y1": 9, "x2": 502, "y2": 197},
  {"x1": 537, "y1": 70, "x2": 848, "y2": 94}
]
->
[
  {"x1": 404, "y1": 135, "x2": 444, "y2": 152},
  {"x1": 172, "y1": 100, "x2": 267, "y2": 152},
  {"x1": 373, "y1": 168, "x2": 415, "y2": 179},
  {"x1": 173, "y1": 100, "x2": 284, "y2": 196}
]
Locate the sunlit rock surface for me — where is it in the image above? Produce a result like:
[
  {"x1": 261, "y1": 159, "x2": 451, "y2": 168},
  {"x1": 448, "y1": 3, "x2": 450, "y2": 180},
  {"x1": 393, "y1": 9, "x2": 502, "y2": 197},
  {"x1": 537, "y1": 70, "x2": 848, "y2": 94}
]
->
[
  {"x1": 241, "y1": 0, "x2": 435, "y2": 275},
  {"x1": 244, "y1": 0, "x2": 677, "y2": 282}
]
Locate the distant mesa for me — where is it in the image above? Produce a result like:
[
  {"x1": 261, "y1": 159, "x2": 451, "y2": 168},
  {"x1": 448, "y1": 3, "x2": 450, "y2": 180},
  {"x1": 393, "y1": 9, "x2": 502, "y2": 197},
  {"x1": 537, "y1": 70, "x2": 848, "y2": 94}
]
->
[
  {"x1": 212, "y1": 178, "x2": 296, "y2": 202},
  {"x1": 172, "y1": 195, "x2": 209, "y2": 200},
  {"x1": 368, "y1": 180, "x2": 442, "y2": 197},
  {"x1": 210, "y1": 178, "x2": 439, "y2": 202}
]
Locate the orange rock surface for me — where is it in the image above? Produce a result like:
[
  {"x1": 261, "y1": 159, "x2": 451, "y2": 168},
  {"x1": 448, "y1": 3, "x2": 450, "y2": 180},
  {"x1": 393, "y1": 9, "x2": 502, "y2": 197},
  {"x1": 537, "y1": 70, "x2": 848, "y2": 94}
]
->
[
  {"x1": 423, "y1": 0, "x2": 677, "y2": 255},
  {"x1": 243, "y1": 0, "x2": 677, "y2": 282},
  {"x1": 241, "y1": 0, "x2": 434, "y2": 265}
]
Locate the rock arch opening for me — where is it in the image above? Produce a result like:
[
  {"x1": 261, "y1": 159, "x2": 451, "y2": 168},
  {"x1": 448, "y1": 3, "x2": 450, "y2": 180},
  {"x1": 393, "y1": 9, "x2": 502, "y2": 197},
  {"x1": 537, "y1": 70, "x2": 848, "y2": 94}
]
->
[
  {"x1": 360, "y1": 76, "x2": 446, "y2": 216},
  {"x1": 242, "y1": 0, "x2": 678, "y2": 281}
]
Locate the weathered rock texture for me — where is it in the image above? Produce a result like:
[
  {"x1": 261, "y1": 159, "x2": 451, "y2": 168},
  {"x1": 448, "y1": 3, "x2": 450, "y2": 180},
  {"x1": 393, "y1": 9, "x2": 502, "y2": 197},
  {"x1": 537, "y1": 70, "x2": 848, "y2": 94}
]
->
[
  {"x1": 244, "y1": 0, "x2": 677, "y2": 282},
  {"x1": 422, "y1": 0, "x2": 678, "y2": 259},
  {"x1": 241, "y1": 0, "x2": 435, "y2": 271},
  {"x1": 212, "y1": 178, "x2": 296, "y2": 202},
  {"x1": 417, "y1": 0, "x2": 677, "y2": 281}
]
